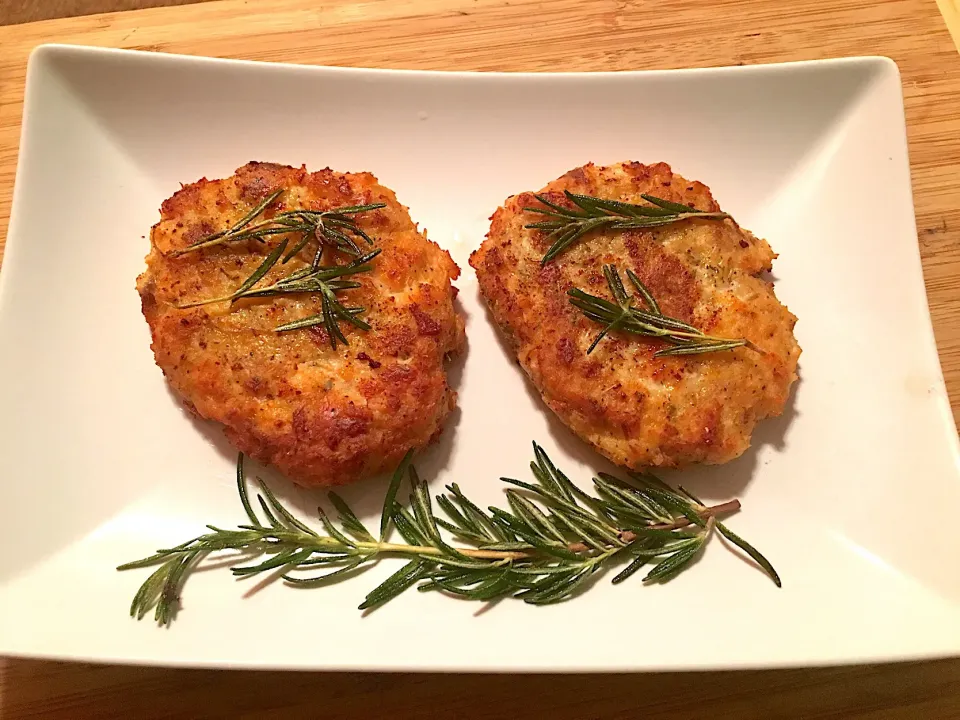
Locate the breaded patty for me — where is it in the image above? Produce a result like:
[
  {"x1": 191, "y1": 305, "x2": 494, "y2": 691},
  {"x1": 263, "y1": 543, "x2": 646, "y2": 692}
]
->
[
  {"x1": 138, "y1": 162, "x2": 465, "y2": 486},
  {"x1": 470, "y1": 162, "x2": 800, "y2": 469}
]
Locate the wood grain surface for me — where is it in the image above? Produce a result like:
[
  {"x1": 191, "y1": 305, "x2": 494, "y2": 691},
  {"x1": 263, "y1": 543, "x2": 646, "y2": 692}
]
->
[
  {"x1": 0, "y1": 0, "x2": 212, "y2": 27},
  {"x1": 1, "y1": 0, "x2": 959, "y2": 718}
]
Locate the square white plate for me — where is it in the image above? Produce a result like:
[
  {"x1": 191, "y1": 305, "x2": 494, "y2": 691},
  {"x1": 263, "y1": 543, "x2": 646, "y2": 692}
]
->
[{"x1": 1, "y1": 45, "x2": 958, "y2": 672}]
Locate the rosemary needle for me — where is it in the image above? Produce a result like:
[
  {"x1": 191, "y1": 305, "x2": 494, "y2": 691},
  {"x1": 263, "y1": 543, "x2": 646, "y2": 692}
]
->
[
  {"x1": 178, "y1": 246, "x2": 379, "y2": 349},
  {"x1": 177, "y1": 239, "x2": 292, "y2": 308},
  {"x1": 524, "y1": 191, "x2": 732, "y2": 264},
  {"x1": 569, "y1": 264, "x2": 757, "y2": 357},
  {"x1": 119, "y1": 442, "x2": 780, "y2": 625},
  {"x1": 171, "y1": 188, "x2": 385, "y2": 260},
  {"x1": 171, "y1": 189, "x2": 285, "y2": 255}
]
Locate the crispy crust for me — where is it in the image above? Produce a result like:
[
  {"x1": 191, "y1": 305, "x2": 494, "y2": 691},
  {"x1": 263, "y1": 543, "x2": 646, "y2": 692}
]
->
[
  {"x1": 470, "y1": 162, "x2": 800, "y2": 469},
  {"x1": 138, "y1": 162, "x2": 465, "y2": 486}
]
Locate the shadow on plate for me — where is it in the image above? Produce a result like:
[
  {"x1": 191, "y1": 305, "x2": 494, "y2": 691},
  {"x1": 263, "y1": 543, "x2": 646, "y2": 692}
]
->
[{"x1": 165, "y1": 385, "x2": 238, "y2": 465}]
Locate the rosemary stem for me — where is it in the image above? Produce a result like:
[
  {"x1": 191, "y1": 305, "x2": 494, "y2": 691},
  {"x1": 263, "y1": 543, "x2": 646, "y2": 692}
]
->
[
  {"x1": 670, "y1": 211, "x2": 730, "y2": 222},
  {"x1": 647, "y1": 499, "x2": 741, "y2": 531},
  {"x1": 303, "y1": 499, "x2": 742, "y2": 558},
  {"x1": 382, "y1": 500, "x2": 741, "y2": 558},
  {"x1": 659, "y1": 329, "x2": 737, "y2": 342},
  {"x1": 567, "y1": 499, "x2": 741, "y2": 550},
  {"x1": 372, "y1": 542, "x2": 528, "y2": 560},
  {"x1": 149, "y1": 500, "x2": 740, "y2": 566},
  {"x1": 177, "y1": 295, "x2": 234, "y2": 309}
]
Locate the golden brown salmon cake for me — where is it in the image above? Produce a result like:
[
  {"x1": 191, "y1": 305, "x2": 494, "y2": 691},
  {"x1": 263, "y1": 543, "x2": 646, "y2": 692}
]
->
[
  {"x1": 138, "y1": 162, "x2": 465, "y2": 486},
  {"x1": 470, "y1": 161, "x2": 800, "y2": 469}
]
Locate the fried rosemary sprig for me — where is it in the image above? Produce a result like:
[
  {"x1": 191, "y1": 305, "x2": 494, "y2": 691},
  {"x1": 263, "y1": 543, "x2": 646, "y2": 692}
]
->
[
  {"x1": 569, "y1": 265, "x2": 757, "y2": 357},
  {"x1": 525, "y1": 191, "x2": 732, "y2": 264},
  {"x1": 119, "y1": 443, "x2": 780, "y2": 626},
  {"x1": 170, "y1": 188, "x2": 386, "y2": 259},
  {"x1": 178, "y1": 240, "x2": 380, "y2": 349}
]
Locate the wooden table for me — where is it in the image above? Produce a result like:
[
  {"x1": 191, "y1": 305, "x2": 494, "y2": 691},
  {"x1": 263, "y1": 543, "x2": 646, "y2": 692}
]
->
[{"x1": 2, "y1": 0, "x2": 960, "y2": 717}]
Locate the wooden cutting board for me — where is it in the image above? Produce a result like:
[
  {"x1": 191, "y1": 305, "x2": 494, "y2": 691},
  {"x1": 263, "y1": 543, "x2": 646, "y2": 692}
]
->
[{"x1": 1, "y1": 1, "x2": 960, "y2": 718}]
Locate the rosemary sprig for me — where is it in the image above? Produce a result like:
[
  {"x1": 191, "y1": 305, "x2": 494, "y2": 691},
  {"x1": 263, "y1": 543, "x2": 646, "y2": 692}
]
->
[
  {"x1": 525, "y1": 191, "x2": 731, "y2": 264},
  {"x1": 171, "y1": 188, "x2": 386, "y2": 260},
  {"x1": 178, "y1": 242, "x2": 380, "y2": 349},
  {"x1": 569, "y1": 265, "x2": 756, "y2": 357},
  {"x1": 119, "y1": 443, "x2": 780, "y2": 625}
]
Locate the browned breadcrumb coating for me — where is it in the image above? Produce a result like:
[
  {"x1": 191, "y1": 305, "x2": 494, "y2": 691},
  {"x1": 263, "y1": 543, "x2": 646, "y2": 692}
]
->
[
  {"x1": 470, "y1": 161, "x2": 800, "y2": 470},
  {"x1": 138, "y1": 162, "x2": 465, "y2": 486}
]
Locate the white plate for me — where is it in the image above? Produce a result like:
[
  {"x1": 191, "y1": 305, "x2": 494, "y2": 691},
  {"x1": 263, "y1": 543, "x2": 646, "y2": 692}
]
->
[{"x1": 1, "y1": 45, "x2": 958, "y2": 672}]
